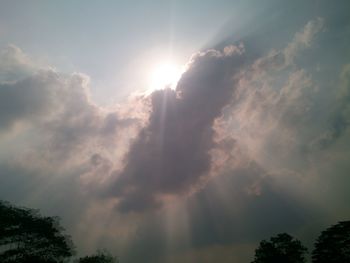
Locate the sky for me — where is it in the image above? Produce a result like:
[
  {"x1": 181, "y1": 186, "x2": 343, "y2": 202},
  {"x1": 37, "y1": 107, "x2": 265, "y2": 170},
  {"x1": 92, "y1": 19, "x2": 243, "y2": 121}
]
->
[{"x1": 0, "y1": 0, "x2": 350, "y2": 262}]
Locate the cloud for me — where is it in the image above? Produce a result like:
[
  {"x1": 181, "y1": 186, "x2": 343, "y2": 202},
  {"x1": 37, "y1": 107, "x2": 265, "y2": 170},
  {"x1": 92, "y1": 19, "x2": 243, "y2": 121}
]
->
[
  {"x1": 118, "y1": 24, "x2": 341, "y2": 253},
  {"x1": 253, "y1": 17, "x2": 324, "y2": 72},
  {"x1": 1, "y1": 13, "x2": 350, "y2": 263},
  {"x1": 97, "y1": 15, "x2": 349, "y2": 261},
  {"x1": 0, "y1": 46, "x2": 142, "y2": 168},
  {"x1": 39, "y1": 73, "x2": 140, "y2": 163},
  {"x1": 0, "y1": 45, "x2": 147, "y2": 229},
  {"x1": 0, "y1": 45, "x2": 38, "y2": 82},
  {"x1": 284, "y1": 17, "x2": 324, "y2": 65},
  {"x1": 108, "y1": 45, "x2": 246, "y2": 212},
  {"x1": 213, "y1": 18, "x2": 329, "y2": 174},
  {"x1": 0, "y1": 45, "x2": 149, "y2": 254}
]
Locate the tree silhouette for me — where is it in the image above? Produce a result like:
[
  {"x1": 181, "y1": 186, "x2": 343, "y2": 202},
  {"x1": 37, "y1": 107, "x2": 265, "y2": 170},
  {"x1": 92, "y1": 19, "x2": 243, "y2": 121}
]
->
[
  {"x1": 251, "y1": 233, "x2": 308, "y2": 263},
  {"x1": 0, "y1": 200, "x2": 75, "y2": 263},
  {"x1": 312, "y1": 221, "x2": 350, "y2": 263},
  {"x1": 77, "y1": 250, "x2": 118, "y2": 263}
]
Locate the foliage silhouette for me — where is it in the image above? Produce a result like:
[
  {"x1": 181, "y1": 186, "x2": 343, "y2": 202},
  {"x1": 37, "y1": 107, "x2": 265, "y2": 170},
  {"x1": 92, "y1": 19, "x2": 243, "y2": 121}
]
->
[
  {"x1": 251, "y1": 233, "x2": 307, "y2": 263},
  {"x1": 0, "y1": 200, "x2": 75, "y2": 263},
  {"x1": 312, "y1": 220, "x2": 350, "y2": 263},
  {"x1": 77, "y1": 250, "x2": 119, "y2": 263}
]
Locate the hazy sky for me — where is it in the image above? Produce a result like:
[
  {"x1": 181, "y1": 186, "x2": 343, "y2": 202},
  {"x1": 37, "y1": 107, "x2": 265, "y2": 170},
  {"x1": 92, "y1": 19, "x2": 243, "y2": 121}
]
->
[{"x1": 0, "y1": 1, "x2": 350, "y2": 262}]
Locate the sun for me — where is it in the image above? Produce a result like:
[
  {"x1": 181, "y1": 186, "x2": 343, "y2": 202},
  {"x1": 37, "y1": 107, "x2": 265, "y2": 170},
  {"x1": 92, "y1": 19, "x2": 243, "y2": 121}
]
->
[{"x1": 149, "y1": 62, "x2": 183, "y2": 91}]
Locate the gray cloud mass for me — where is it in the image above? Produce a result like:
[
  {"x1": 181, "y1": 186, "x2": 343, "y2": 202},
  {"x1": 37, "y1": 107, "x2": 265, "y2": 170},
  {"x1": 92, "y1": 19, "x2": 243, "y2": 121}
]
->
[{"x1": 109, "y1": 46, "x2": 246, "y2": 212}]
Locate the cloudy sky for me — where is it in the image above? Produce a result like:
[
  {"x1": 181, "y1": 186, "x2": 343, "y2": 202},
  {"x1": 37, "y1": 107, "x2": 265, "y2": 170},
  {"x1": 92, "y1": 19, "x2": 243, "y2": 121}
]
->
[{"x1": 0, "y1": 0, "x2": 350, "y2": 262}]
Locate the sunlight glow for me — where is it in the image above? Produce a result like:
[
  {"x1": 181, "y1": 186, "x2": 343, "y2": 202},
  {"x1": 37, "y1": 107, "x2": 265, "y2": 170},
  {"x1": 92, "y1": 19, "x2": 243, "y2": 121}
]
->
[{"x1": 149, "y1": 63, "x2": 183, "y2": 91}]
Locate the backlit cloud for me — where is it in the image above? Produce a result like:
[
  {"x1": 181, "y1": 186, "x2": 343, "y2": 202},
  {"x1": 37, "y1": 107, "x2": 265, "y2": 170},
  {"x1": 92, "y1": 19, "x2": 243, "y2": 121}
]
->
[
  {"x1": 108, "y1": 45, "x2": 246, "y2": 212},
  {"x1": 0, "y1": 11, "x2": 349, "y2": 263}
]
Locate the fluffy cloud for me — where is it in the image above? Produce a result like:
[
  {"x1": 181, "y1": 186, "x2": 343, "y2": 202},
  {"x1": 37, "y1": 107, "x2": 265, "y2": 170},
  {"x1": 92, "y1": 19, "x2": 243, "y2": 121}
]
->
[
  {"x1": 107, "y1": 45, "x2": 246, "y2": 212},
  {"x1": 0, "y1": 46, "x2": 144, "y2": 226},
  {"x1": 0, "y1": 47, "x2": 143, "y2": 168},
  {"x1": 0, "y1": 45, "x2": 149, "y2": 256},
  {"x1": 215, "y1": 18, "x2": 327, "y2": 173}
]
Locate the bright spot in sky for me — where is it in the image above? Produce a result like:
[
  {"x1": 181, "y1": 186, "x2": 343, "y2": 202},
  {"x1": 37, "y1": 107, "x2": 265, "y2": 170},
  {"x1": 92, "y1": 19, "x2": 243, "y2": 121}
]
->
[{"x1": 149, "y1": 63, "x2": 183, "y2": 91}]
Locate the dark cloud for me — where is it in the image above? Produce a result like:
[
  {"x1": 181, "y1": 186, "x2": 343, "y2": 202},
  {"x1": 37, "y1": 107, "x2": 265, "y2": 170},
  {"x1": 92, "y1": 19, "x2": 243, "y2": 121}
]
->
[{"x1": 109, "y1": 46, "x2": 246, "y2": 212}]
